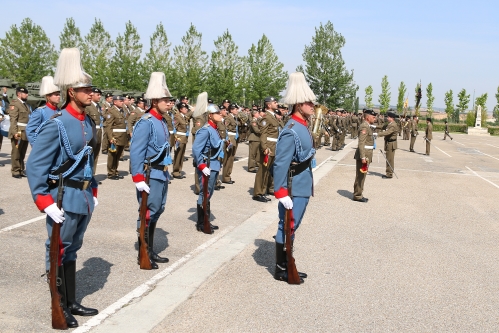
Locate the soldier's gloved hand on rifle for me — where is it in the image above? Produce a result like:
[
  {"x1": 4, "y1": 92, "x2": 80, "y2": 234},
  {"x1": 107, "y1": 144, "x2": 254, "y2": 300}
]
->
[
  {"x1": 45, "y1": 203, "x2": 65, "y2": 223},
  {"x1": 202, "y1": 167, "x2": 210, "y2": 176},
  {"x1": 373, "y1": 133, "x2": 378, "y2": 138},
  {"x1": 135, "y1": 181, "x2": 150, "y2": 193},
  {"x1": 278, "y1": 196, "x2": 293, "y2": 209},
  {"x1": 93, "y1": 197, "x2": 99, "y2": 208}
]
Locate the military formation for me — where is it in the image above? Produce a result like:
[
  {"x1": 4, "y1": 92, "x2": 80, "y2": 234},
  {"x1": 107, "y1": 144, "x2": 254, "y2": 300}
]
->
[{"x1": 0, "y1": 44, "x2": 450, "y2": 329}]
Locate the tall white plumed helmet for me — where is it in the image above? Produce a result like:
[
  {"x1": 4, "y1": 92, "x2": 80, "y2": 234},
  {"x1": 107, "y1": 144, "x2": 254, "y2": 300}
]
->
[
  {"x1": 144, "y1": 72, "x2": 171, "y2": 100},
  {"x1": 53, "y1": 48, "x2": 92, "y2": 106},
  {"x1": 280, "y1": 72, "x2": 316, "y2": 106},
  {"x1": 193, "y1": 92, "x2": 208, "y2": 118},
  {"x1": 39, "y1": 76, "x2": 59, "y2": 96}
]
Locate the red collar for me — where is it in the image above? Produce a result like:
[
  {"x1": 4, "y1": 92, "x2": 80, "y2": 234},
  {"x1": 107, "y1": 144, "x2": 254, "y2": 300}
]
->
[
  {"x1": 46, "y1": 103, "x2": 57, "y2": 111},
  {"x1": 208, "y1": 120, "x2": 218, "y2": 129},
  {"x1": 66, "y1": 104, "x2": 85, "y2": 121},
  {"x1": 292, "y1": 114, "x2": 307, "y2": 127},
  {"x1": 149, "y1": 109, "x2": 163, "y2": 120}
]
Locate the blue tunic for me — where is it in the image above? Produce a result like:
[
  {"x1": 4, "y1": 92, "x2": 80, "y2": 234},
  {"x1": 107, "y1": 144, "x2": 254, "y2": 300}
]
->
[
  {"x1": 26, "y1": 105, "x2": 97, "y2": 214},
  {"x1": 192, "y1": 121, "x2": 223, "y2": 172},
  {"x1": 130, "y1": 110, "x2": 171, "y2": 182},
  {"x1": 26, "y1": 104, "x2": 59, "y2": 146}
]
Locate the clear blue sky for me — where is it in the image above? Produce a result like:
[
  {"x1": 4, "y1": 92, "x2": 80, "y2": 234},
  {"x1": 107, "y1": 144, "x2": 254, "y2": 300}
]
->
[{"x1": 1, "y1": 0, "x2": 498, "y2": 111}]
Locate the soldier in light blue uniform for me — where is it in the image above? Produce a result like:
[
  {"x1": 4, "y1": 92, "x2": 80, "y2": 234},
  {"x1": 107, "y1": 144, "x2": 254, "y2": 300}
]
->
[
  {"x1": 26, "y1": 76, "x2": 60, "y2": 146},
  {"x1": 130, "y1": 72, "x2": 172, "y2": 269},
  {"x1": 26, "y1": 48, "x2": 98, "y2": 328},
  {"x1": 272, "y1": 72, "x2": 317, "y2": 284},
  {"x1": 192, "y1": 92, "x2": 223, "y2": 233}
]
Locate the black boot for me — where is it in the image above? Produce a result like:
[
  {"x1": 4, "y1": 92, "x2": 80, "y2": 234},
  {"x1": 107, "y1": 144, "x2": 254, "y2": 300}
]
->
[
  {"x1": 137, "y1": 230, "x2": 158, "y2": 269},
  {"x1": 274, "y1": 243, "x2": 305, "y2": 283},
  {"x1": 56, "y1": 265, "x2": 79, "y2": 328},
  {"x1": 148, "y1": 223, "x2": 169, "y2": 263},
  {"x1": 196, "y1": 204, "x2": 213, "y2": 233},
  {"x1": 64, "y1": 261, "x2": 98, "y2": 316},
  {"x1": 207, "y1": 202, "x2": 218, "y2": 230}
]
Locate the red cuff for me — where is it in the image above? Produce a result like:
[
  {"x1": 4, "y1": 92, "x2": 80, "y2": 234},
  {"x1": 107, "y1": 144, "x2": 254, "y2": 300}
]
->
[
  {"x1": 92, "y1": 188, "x2": 98, "y2": 198},
  {"x1": 198, "y1": 163, "x2": 207, "y2": 171},
  {"x1": 132, "y1": 174, "x2": 145, "y2": 182},
  {"x1": 35, "y1": 194, "x2": 55, "y2": 211},
  {"x1": 274, "y1": 187, "x2": 288, "y2": 199}
]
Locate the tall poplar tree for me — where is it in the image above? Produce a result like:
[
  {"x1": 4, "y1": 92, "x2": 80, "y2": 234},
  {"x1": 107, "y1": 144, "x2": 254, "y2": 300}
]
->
[
  {"x1": 81, "y1": 18, "x2": 114, "y2": 88},
  {"x1": 493, "y1": 86, "x2": 499, "y2": 124},
  {"x1": 110, "y1": 21, "x2": 144, "y2": 90},
  {"x1": 396, "y1": 81, "x2": 406, "y2": 113},
  {"x1": 59, "y1": 17, "x2": 83, "y2": 50},
  {"x1": 444, "y1": 90, "x2": 454, "y2": 122},
  {"x1": 426, "y1": 82, "x2": 435, "y2": 118},
  {"x1": 298, "y1": 21, "x2": 357, "y2": 108},
  {"x1": 172, "y1": 24, "x2": 208, "y2": 99},
  {"x1": 142, "y1": 22, "x2": 173, "y2": 87},
  {"x1": 205, "y1": 30, "x2": 244, "y2": 103},
  {"x1": 246, "y1": 34, "x2": 287, "y2": 105},
  {"x1": 0, "y1": 18, "x2": 56, "y2": 83},
  {"x1": 378, "y1": 75, "x2": 390, "y2": 114},
  {"x1": 364, "y1": 85, "x2": 373, "y2": 108}
]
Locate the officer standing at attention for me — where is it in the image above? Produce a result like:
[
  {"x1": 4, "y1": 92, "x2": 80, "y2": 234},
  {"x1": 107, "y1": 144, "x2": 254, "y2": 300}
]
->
[
  {"x1": 377, "y1": 111, "x2": 398, "y2": 179},
  {"x1": 130, "y1": 72, "x2": 173, "y2": 268},
  {"x1": 8, "y1": 86, "x2": 31, "y2": 178},
  {"x1": 85, "y1": 88, "x2": 104, "y2": 176},
  {"x1": 192, "y1": 95, "x2": 222, "y2": 233},
  {"x1": 247, "y1": 110, "x2": 261, "y2": 173},
  {"x1": 252, "y1": 96, "x2": 279, "y2": 202},
  {"x1": 191, "y1": 96, "x2": 209, "y2": 195},
  {"x1": 222, "y1": 103, "x2": 239, "y2": 184},
  {"x1": 172, "y1": 102, "x2": 190, "y2": 179},
  {"x1": 353, "y1": 109, "x2": 376, "y2": 203},
  {"x1": 425, "y1": 117, "x2": 433, "y2": 155},
  {"x1": 273, "y1": 72, "x2": 315, "y2": 283},
  {"x1": 26, "y1": 48, "x2": 99, "y2": 328},
  {"x1": 26, "y1": 76, "x2": 60, "y2": 146},
  {"x1": 101, "y1": 93, "x2": 113, "y2": 155},
  {"x1": 409, "y1": 115, "x2": 418, "y2": 152},
  {"x1": 105, "y1": 95, "x2": 127, "y2": 179}
]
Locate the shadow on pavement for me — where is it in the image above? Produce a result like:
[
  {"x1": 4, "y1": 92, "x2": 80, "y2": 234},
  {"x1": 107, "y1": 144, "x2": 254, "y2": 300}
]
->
[
  {"x1": 368, "y1": 171, "x2": 385, "y2": 177},
  {"x1": 252, "y1": 239, "x2": 275, "y2": 277},
  {"x1": 134, "y1": 230, "x2": 170, "y2": 252},
  {"x1": 76, "y1": 257, "x2": 113, "y2": 303},
  {"x1": 337, "y1": 189, "x2": 353, "y2": 199}
]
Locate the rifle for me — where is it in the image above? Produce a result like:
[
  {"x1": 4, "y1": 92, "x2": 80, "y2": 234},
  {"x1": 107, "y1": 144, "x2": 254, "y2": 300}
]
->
[
  {"x1": 284, "y1": 169, "x2": 301, "y2": 284},
  {"x1": 202, "y1": 149, "x2": 212, "y2": 234},
  {"x1": 379, "y1": 149, "x2": 398, "y2": 179},
  {"x1": 138, "y1": 159, "x2": 152, "y2": 270},
  {"x1": 48, "y1": 174, "x2": 68, "y2": 329}
]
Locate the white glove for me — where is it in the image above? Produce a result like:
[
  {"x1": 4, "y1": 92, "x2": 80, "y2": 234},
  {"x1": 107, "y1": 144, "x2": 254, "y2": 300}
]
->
[
  {"x1": 93, "y1": 197, "x2": 99, "y2": 208},
  {"x1": 44, "y1": 203, "x2": 65, "y2": 223},
  {"x1": 373, "y1": 133, "x2": 378, "y2": 138},
  {"x1": 202, "y1": 167, "x2": 211, "y2": 176},
  {"x1": 278, "y1": 196, "x2": 293, "y2": 210},
  {"x1": 135, "y1": 181, "x2": 150, "y2": 193}
]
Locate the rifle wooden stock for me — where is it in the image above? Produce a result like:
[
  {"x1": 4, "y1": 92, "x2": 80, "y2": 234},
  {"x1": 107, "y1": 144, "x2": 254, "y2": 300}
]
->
[
  {"x1": 138, "y1": 163, "x2": 152, "y2": 270},
  {"x1": 49, "y1": 174, "x2": 67, "y2": 330},
  {"x1": 202, "y1": 149, "x2": 211, "y2": 234},
  {"x1": 284, "y1": 170, "x2": 301, "y2": 285}
]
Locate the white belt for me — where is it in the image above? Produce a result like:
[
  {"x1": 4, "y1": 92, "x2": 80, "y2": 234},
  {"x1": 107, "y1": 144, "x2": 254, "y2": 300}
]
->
[
  {"x1": 169, "y1": 131, "x2": 174, "y2": 134},
  {"x1": 364, "y1": 145, "x2": 374, "y2": 150},
  {"x1": 176, "y1": 131, "x2": 186, "y2": 135},
  {"x1": 267, "y1": 138, "x2": 278, "y2": 142},
  {"x1": 17, "y1": 122, "x2": 27, "y2": 126},
  {"x1": 95, "y1": 125, "x2": 101, "y2": 129},
  {"x1": 113, "y1": 129, "x2": 126, "y2": 132},
  {"x1": 228, "y1": 132, "x2": 237, "y2": 136}
]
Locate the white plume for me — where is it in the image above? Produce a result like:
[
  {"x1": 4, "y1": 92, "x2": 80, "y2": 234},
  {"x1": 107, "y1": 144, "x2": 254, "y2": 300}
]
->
[
  {"x1": 144, "y1": 72, "x2": 171, "y2": 100},
  {"x1": 39, "y1": 76, "x2": 59, "y2": 96},
  {"x1": 53, "y1": 48, "x2": 92, "y2": 89},
  {"x1": 193, "y1": 92, "x2": 208, "y2": 117},
  {"x1": 280, "y1": 72, "x2": 316, "y2": 105}
]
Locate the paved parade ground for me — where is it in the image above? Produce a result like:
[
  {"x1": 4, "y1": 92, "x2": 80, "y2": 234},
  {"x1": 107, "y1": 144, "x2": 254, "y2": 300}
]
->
[{"x1": 1, "y1": 131, "x2": 499, "y2": 332}]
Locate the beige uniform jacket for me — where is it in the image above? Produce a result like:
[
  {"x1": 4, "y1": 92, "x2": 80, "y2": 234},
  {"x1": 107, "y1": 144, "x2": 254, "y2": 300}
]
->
[
  {"x1": 248, "y1": 117, "x2": 261, "y2": 142},
  {"x1": 260, "y1": 111, "x2": 279, "y2": 156},
  {"x1": 354, "y1": 121, "x2": 374, "y2": 162},
  {"x1": 426, "y1": 122, "x2": 433, "y2": 140},
  {"x1": 8, "y1": 98, "x2": 31, "y2": 140},
  {"x1": 104, "y1": 106, "x2": 128, "y2": 146},
  {"x1": 174, "y1": 113, "x2": 189, "y2": 144},
  {"x1": 225, "y1": 114, "x2": 238, "y2": 146},
  {"x1": 377, "y1": 120, "x2": 398, "y2": 150}
]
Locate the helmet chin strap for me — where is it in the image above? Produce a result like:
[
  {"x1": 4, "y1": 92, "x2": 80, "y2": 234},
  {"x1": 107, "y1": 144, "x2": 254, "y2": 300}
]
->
[{"x1": 296, "y1": 104, "x2": 310, "y2": 121}]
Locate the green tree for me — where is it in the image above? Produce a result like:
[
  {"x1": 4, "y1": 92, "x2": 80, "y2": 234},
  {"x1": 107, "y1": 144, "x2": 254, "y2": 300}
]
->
[
  {"x1": 205, "y1": 30, "x2": 244, "y2": 103},
  {"x1": 396, "y1": 81, "x2": 406, "y2": 114},
  {"x1": 0, "y1": 18, "x2": 57, "y2": 84},
  {"x1": 493, "y1": 86, "x2": 499, "y2": 124},
  {"x1": 364, "y1": 85, "x2": 373, "y2": 108},
  {"x1": 298, "y1": 21, "x2": 357, "y2": 109},
  {"x1": 444, "y1": 89, "x2": 454, "y2": 121},
  {"x1": 59, "y1": 17, "x2": 83, "y2": 50},
  {"x1": 142, "y1": 22, "x2": 173, "y2": 88},
  {"x1": 172, "y1": 24, "x2": 208, "y2": 99},
  {"x1": 81, "y1": 18, "x2": 114, "y2": 88},
  {"x1": 456, "y1": 88, "x2": 470, "y2": 123},
  {"x1": 475, "y1": 93, "x2": 488, "y2": 127},
  {"x1": 246, "y1": 34, "x2": 287, "y2": 105},
  {"x1": 426, "y1": 82, "x2": 435, "y2": 118},
  {"x1": 378, "y1": 75, "x2": 390, "y2": 114},
  {"x1": 109, "y1": 21, "x2": 144, "y2": 90}
]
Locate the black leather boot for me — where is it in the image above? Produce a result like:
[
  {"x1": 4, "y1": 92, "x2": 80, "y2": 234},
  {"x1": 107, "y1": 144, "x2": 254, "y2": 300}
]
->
[
  {"x1": 196, "y1": 204, "x2": 213, "y2": 233},
  {"x1": 207, "y1": 202, "x2": 218, "y2": 230},
  {"x1": 274, "y1": 242, "x2": 304, "y2": 283},
  {"x1": 64, "y1": 261, "x2": 98, "y2": 316},
  {"x1": 148, "y1": 223, "x2": 169, "y2": 263},
  {"x1": 57, "y1": 265, "x2": 79, "y2": 328}
]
